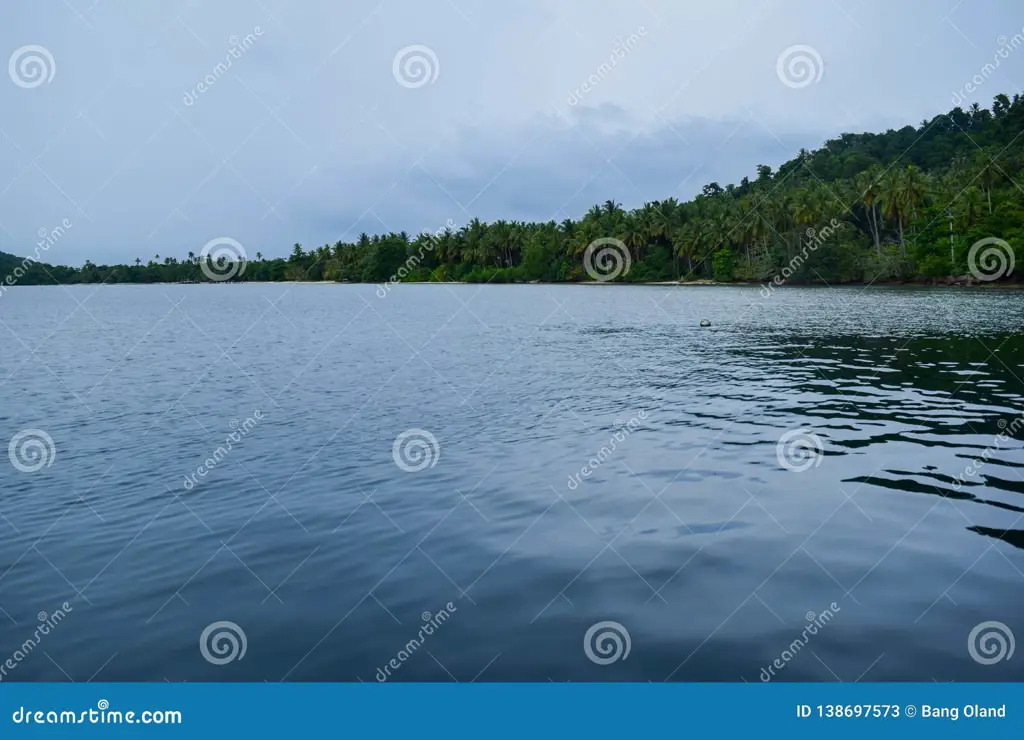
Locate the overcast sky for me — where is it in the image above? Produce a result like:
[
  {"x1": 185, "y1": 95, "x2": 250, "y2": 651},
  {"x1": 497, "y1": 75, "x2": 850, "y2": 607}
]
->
[{"x1": 2, "y1": 0, "x2": 1023, "y2": 265}]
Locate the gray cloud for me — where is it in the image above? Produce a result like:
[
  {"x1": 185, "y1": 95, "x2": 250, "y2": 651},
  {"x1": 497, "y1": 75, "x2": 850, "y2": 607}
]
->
[{"x1": 2, "y1": 0, "x2": 1023, "y2": 264}]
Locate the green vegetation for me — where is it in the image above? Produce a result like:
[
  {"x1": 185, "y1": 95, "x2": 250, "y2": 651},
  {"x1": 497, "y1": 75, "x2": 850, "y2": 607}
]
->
[{"x1": 5, "y1": 95, "x2": 1024, "y2": 287}]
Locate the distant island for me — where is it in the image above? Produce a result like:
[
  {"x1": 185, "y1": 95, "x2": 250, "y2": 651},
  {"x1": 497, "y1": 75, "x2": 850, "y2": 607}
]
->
[{"x1": 3, "y1": 94, "x2": 1022, "y2": 289}]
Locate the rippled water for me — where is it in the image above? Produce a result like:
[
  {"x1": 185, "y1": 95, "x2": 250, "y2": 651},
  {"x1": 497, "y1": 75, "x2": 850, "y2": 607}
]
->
[{"x1": 1, "y1": 283, "x2": 1022, "y2": 682}]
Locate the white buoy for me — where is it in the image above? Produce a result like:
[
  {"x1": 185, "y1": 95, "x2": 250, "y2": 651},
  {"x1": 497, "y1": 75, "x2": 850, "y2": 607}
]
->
[{"x1": 700, "y1": 319, "x2": 711, "y2": 327}]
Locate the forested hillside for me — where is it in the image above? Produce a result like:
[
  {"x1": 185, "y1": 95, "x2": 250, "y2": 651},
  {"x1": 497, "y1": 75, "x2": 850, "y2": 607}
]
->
[{"x1": 6, "y1": 94, "x2": 1024, "y2": 287}]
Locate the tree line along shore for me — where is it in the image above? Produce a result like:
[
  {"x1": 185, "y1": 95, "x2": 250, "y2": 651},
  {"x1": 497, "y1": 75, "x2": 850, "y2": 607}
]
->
[{"x1": 3, "y1": 94, "x2": 1023, "y2": 289}]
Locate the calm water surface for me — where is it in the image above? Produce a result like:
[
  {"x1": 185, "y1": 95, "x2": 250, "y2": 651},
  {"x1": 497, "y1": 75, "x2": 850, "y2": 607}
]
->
[{"x1": 1, "y1": 284, "x2": 1022, "y2": 681}]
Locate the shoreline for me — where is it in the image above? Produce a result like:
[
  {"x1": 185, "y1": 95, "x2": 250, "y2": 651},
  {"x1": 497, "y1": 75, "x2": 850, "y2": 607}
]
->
[{"x1": 7, "y1": 279, "x2": 1022, "y2": 289}]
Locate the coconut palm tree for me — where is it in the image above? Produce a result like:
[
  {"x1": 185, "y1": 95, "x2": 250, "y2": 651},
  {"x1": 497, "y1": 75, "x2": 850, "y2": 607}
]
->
[
  {"x1": 956, "y1": 186, "x2": 985, "y2": 230},
  {"x1": 602, "y1": 199, "x2": 624, "y2": 224},
  {"x1": 900, "y1": 165, "x2": 930, "y2": 234},
  {"x1": 973, "y1": 152, "x2": 1001, "y2": 214},
  {"x1": 621, "y1": 212, "x2": 646, "y2": 263},
  {"x1": 856, "y1": 168, "x2": 883, "y2": 254},
  {"x1": 881, "y1": 172, "x2": 906, "y2": 256},
  {"x1": 677, "y1": 220, "x2": 708, "y2": 278}
]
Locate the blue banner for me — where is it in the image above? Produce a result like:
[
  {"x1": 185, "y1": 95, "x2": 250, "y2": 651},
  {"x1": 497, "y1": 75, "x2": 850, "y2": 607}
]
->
[{"x1": 1, "y1": 684, "x2": 1020, "y2": 737}]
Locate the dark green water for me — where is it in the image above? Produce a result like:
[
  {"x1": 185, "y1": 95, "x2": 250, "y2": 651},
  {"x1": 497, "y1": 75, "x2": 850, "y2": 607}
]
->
[{"x1": 0, "y1": 283, "x2": 1021, "y2": 681}]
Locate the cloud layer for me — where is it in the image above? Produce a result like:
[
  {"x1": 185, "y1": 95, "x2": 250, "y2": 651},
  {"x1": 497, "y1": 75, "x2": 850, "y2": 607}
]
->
[{"x1": 2, "y1": 0, "x2": 1023, "y2": 264}]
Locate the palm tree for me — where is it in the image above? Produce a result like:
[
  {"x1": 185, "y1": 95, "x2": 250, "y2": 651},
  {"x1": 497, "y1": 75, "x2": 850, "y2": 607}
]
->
[
  {"x1": 881, "y1": 172, "x2": 906, "y2": 256},
  {"x1": 901, "y1": 165, "x2": 929, "y2": 229},
  {"x1": 856, "y1": 168, "x2": 883, "y2": 254},
  {"x1": 973, "y1": 152, "x2": 1001, "y2": 214},
  {"x1": 463, "y1": 217, "x2": 488, "y2": 265},
  {"x1": 956, "y1": 187, "x2": 985, "y2": 230},
  {"x1": 620, "y1": 213, "x2": 646, "y2": 263},
  {"x1": 993, "y1": 93, "x2": 1010, "y2": 118},
  {"x1": 558, "y1": 218, "x2": 576, "y2": 256},
  {"x1": 602, "y1": 199, "x2": 623, "y2": 220},
  {"x1": 728, "y1": 199, "x2": 756, "y2": 266},
  {"x1": 596, "y1": 200, "x2": 624, "y2": 236},
  {"x1": 791, "y1": 188, "x2": 816, "y2": 245},
  {"x1": 435, "y1": 229, "x2": 458, "y2": 265},
  {"x1": 969, "y1": 102, "x2": 983, "y2": 127},
  {"x1": 655, "y1": 198, "x2": 684, "y2": 276},
  {"x1": 881, "y1": 168, "x2": 928, "y2": 257},
  {"x1": 677, "y1": 220, "x2": 707, "y2": 278}
]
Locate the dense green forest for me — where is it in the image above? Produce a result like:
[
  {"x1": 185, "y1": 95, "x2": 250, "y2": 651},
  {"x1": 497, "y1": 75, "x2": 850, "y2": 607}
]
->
[{"x1": 4, "y1": 94, "x2": 1024, "y2": 289}]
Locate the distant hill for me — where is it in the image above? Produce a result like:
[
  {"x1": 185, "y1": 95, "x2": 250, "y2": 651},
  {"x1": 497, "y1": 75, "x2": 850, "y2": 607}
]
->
[
  {"x1": 0, "y1": 250, "x2": 61, "y2": 285},
  {"x1": 4, "y1": 94, "x2": 1024, "y2": 286},
  {"x1": 0, "y1": 251, "x2": 22, "y2": 271}
]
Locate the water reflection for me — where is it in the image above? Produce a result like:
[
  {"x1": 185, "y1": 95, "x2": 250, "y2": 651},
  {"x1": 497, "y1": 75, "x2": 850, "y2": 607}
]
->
[
  {"x1": 968, "y1": 526, "x2": 1024, "y2": 550},
  {"x1": 727, "y1": 327, "x2": 1024, "y2": 554}
]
